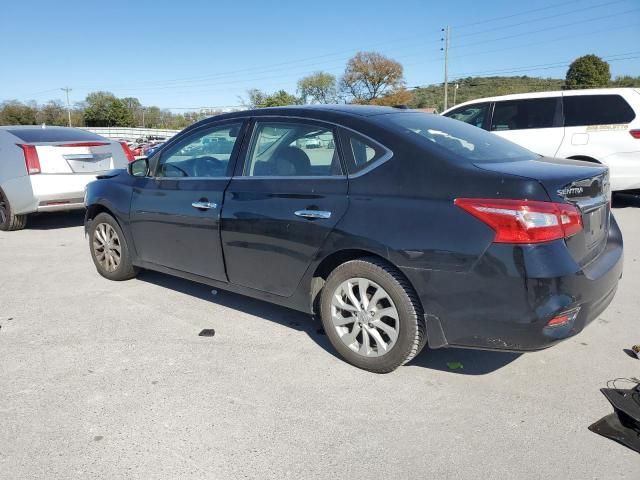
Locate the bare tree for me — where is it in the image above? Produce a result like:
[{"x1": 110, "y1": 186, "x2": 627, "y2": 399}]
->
[{"x1": 340, "y1": 52, "x2": 405, "y2": 103}]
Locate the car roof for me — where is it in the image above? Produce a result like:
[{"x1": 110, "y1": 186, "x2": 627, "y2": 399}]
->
[
  {"x1": 443, "y1": 87, "x2": 637, "y2": 113},
  {"x1": 209, "y1": 104, "x2": 408, "y2": 122}
]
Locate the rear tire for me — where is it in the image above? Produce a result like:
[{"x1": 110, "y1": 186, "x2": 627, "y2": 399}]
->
[
  {"x1": 0, "y1": 189, "x2": 27, "y2": 231},
  {"x1": 88, "y1": 212, "x2": 138, "y2": 281},
  {"x1": 320, "y1": 257, "x2": 426, "y2": 373}
]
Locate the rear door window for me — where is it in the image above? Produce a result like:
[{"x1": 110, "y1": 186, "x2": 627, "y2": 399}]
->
[
  {"x1": 244, "y1": 121, "x2": 342, "y2": 177},
  {"x1": 444, "y1": 103, "x2": 490, "y2": 129},
  {"x1": 563, "y1": 94, "x2": 636, "y2": 126},
  {"x1": 491, "y1": 98, "x2": 559, "y2": 131}
]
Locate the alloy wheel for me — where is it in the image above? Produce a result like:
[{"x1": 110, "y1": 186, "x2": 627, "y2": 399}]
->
[
  {"x1": 93, "y1": 223, "x2": 122, "y2": 273},
  {"x1": 330, "y1": 277, "x2": 400, "y2": 357},
  {"x1": 0, "y1": 192, "x2": 7, "y2": 225}
]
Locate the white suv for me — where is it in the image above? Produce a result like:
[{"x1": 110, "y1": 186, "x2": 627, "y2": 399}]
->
[
  {"x1": 0, "y1": 126, "x2": 132, "y2": 231},
  {"x1": 442, "y1": 88, "x2": 640, "y2": 191}
]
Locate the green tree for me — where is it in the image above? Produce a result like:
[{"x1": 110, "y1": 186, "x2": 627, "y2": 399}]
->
[
  {"x1": 38, "y1": 100, "x2": 67, "y2": 125},
  {"x1": 0, "y1": 100, "x2": 38, "y2": 125},
  {"x1": 610, "y1": 75, "x2": 640, "y2": 87},
  {"x1": 341, "y1": 51, "x2": 405, "y2": 103},
  {"x1": 565, "y1": 54, "x2": 611, "y2": 89},
  {"x1": 244, "y1": 89, "x2": 300, "y2": 108},
  {"x1": 298, "y1": 72, "x2": 338, "y2": 103},
  {"x1": 83, "y1": 91, "x2": 135, "y2": 127}
]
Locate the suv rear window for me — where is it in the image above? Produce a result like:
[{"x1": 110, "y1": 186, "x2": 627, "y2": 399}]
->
[
  {"x1": 563, "y1": 94, "x2": 635, "y2": 127},
  {"x1": 385, "y1": 113, "x2": 537, "y2": 163},
  {"x1": 6, "y1": 128, "x2": 107, "y2": 143}
]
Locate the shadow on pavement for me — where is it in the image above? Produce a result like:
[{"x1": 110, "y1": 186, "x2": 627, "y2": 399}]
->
[
  {"x1": 612, "y1": 192, "x2": 640, "y2": 209},
  {"x1": 26, "y1": 210, "x2": 85, "y2": 230},
  {"x1": 137, "y1": 269, "x2": 520, "y2": 375},
  {"x1": 136, "y1": 269, "x2": 337, "y2": 358},
  {"x1": 408, "y1": 347, "x2": 521, "y2": 375}
]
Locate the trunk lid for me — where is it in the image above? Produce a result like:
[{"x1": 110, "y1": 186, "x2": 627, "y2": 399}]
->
[
  {"x1": 474, "y1": 157, "x2": 610, "y2": 266},
  {"x1": 36, "y1": 141, "x2": 117, "y2": 174}
]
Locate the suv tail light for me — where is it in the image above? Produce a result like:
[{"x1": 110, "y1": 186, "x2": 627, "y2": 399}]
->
[
  {"x1": 18, "y1": 144, "x2": 41, "y2": 175},
  {"x1": 630, "y1": 129, "x2": 640, "y2": 139},
  {"x1": 454, "y1": 198, "x2": 583, "y2": 243},
  {"x1": 119, "y1": 141, "x2": 135, "y2": 162}
]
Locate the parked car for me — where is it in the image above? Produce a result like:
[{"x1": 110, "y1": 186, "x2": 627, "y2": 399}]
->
[
  {"x1": 442, "y1": 88, "x2": 640, "y2": 192},
  {"x1": 84, "y1": 105, "x2": 623, "y2": 373},
  {"x1": 143, "y1": 143, "x2": 164, "y2": 157},
  {"x1": 0, "y1": 126, "x2": 132, "y2": 231}
]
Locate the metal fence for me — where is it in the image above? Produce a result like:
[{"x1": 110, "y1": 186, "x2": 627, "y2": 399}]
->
[{"x1": 79, "y1": 127, "x2": 181, "y2": 141}]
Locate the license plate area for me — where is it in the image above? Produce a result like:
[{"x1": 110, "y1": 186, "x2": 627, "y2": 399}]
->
[{"x1": 583, "y1": 204, "x2": 608, "y2": 249}]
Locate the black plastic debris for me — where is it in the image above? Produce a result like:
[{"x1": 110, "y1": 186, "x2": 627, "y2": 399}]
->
[
  {"x1": 589, "y1": 412, "x2": 640, "y2": 453},
  {"x1": 589, "y1": 384, "x2": 640, "y2": 453},
  {"x1": 199, "y1": 329, "x2": 216, "y2": 337}
]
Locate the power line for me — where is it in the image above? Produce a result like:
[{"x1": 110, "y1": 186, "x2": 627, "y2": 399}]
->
[
  {"x1": 452, "y1": 7, "x2": 640, "y2": 50},
  {"x1": 450, "y1": 51, "x2": 640, "y2": 78},
  {"x1": 453, "y1": 0, "x2": 584, "y2": 29},
  {"x1": 454, "y1": 0, "x2": 628, "y2": 39}
]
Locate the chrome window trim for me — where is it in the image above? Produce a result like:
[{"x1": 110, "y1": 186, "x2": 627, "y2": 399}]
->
[
  {"x1": 232, "y1": 175, "x2": 347, "y2": 181},
  {"x1": 152, "y1": 176, "x2": 232, "y2": 181}
]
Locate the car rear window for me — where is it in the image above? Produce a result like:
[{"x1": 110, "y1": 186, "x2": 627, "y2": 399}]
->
[
  {"x1": 6, "y1": 128, "x2": 107, "y2": 143},
  {"x1": 563, "y1": 94, "x2": 636, "y2": 127},
  {"x1": 384, "y1": 112, "x2": 538, "y2": 163}
]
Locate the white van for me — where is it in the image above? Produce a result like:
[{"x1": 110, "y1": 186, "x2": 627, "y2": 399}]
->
[{"x1": 442, "y1": 88, "x2": 640, "y2": 191}]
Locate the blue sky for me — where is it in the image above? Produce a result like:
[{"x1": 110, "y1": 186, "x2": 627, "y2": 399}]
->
[{"x1": 1, "y1": 0, "x2": 639, "y2": 111}]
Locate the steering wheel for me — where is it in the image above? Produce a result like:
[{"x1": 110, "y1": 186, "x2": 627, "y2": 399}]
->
[{"x1": 194, "y1": 156, "x2": 224, "y2": 177}]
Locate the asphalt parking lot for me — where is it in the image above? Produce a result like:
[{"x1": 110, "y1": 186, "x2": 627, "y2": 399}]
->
[{"x1": 1, "y1": 197, "x2": 639, "y2": 479}]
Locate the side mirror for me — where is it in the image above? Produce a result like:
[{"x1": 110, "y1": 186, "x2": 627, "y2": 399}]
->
[{"x1": 128, "y1": 158, "x2": 149, "y2": 177}]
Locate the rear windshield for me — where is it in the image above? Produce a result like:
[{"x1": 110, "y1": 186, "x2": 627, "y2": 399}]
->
[
  {"x1": 6, "y1": 128, "x2": 107, "y2": 143},
  {"x1": 383, "y1": 112, "x2": 538, "y2": 163}
]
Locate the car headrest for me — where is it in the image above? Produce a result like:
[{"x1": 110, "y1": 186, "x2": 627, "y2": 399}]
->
[{"x1": 276, "y1": 146, "x2": 311, "y2": 176}]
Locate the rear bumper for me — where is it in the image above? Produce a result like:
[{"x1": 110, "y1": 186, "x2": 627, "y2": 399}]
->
[
  {"x1": 402, "y1": 215, "x2": 624, "y2": 351},
  {"x1": 602, "y1": 151, "x2": 640, "y2": 191},
  {"x1": 2, "y1": 174, "x2": 97, "y2": 215}
]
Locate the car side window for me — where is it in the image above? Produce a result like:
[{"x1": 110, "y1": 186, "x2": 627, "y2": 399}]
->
[
  {"x1": 244, "y1": 121, "x2": 342, "y2": 177},
  {"x1": 445, "y1": 103, "x2": 489, "y2": 129},
  {"x1": 491, "y1": 98, "x2": 558, "y2": 131},
  {"x1": 344, "y1": 132, "x2": 389, "y2": 174},
  {"x1": 563, "y1": 94, "x2": 636, "y2": 127},
  {"x1": 156, "y1": 122, "x2": 242, "y2": 178}
]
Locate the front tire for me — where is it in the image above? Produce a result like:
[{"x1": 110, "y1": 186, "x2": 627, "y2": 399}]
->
[
  {"x1": 89, "y1": 212, "x2": 138, "y2": 281},
  {"x1": 320, "y1": 257, "x2": 426, "y2": 373},
  {"x1": 0, "y1": 189, "x2": 27, "y2": 231}
]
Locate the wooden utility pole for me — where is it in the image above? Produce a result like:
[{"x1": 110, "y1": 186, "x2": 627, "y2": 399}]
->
[{"x1": 441, "y1": 26, "x2": 450, "y2": 111}]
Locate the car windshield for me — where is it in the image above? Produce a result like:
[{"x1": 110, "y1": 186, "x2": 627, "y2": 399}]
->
[{"x1": 383, "y1": 112, "x2": 538, "y2": 163}]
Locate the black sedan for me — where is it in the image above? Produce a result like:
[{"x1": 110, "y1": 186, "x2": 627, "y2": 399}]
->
[{"x1": 84, "y1": 105, "x2": 623, "y2": 373}]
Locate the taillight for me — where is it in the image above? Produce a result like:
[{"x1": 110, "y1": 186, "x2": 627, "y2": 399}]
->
[
  {"x1": 454, "y1": 198, "x2": 583, "y2": 243},
  {"x1": 18, "y1": 144, "x2": 41, "y2": 175},
  {"x1": 119, "y1": 141, "x2": 135, "y2": 162},
  {"x1": 546, "y1": 307, "x2": 581, "y2": 328},
  {"x1": 630, "y1": 129, "x2": 640, "y2": 139}
]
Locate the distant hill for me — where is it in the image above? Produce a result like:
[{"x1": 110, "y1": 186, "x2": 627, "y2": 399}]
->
[
  {"x1": 410, "y1": 75, "x2": 640, "y2": 112},
  {"x1": 410, "y1": 76, "x2": 565, "y2": 112}
]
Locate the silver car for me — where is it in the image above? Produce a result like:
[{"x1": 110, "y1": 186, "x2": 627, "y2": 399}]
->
[{"x1": 0, "y1": 126, "x2": 132, "y2": 231}]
